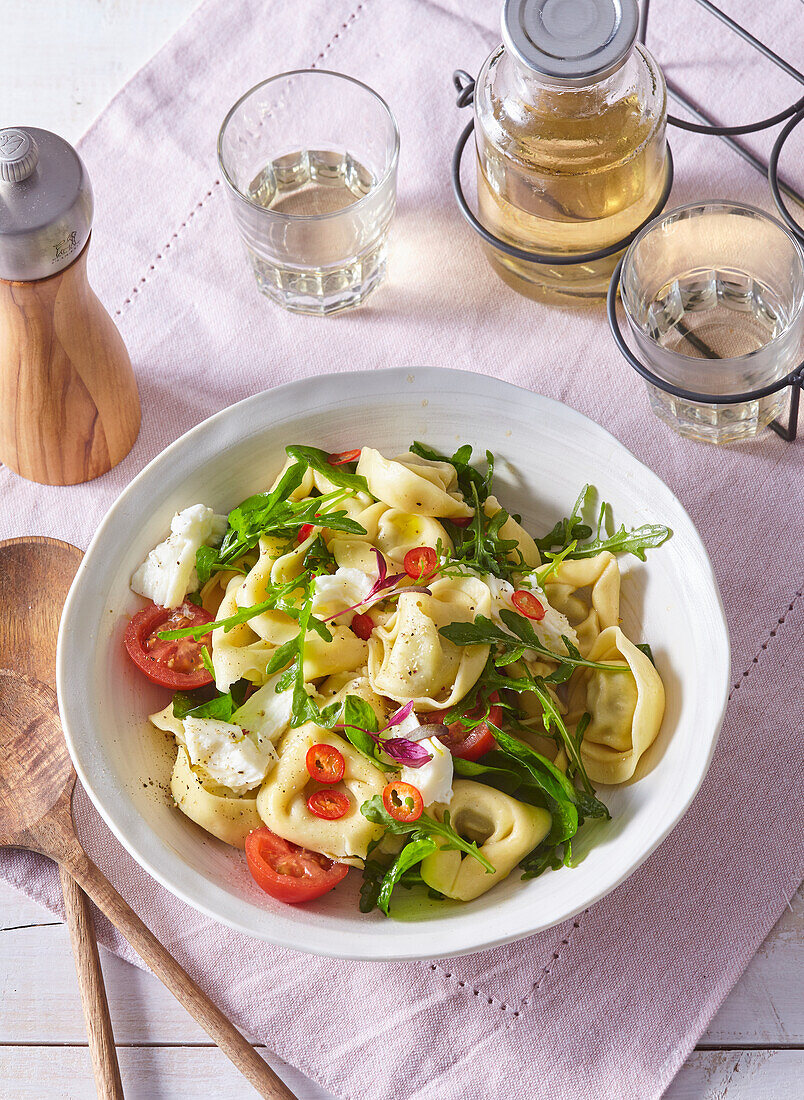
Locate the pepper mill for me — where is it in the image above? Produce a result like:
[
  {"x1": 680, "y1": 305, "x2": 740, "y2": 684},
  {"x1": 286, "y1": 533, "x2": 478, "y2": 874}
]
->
[{"x1": 0, "y1": 127, "x2": 140, "y2": 485}]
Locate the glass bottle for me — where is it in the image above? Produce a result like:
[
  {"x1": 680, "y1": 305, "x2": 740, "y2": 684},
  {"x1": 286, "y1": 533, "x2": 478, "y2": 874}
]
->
[{"x1": 474, "y1": 0, "x2": 667, "y2": 303}]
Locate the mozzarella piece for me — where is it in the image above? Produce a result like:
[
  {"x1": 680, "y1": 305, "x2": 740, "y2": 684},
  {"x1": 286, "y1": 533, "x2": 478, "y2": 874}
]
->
[
  {"x1": 230, "y1": 674, "x2": 293, "y2": 744},
  {"x1": 485, "y1": 574, "x2": 579, "y2": 653},
  {"x1": 131, "y1": 505, "x2": 227, "y2": 608},
  {"x1": 311, "y1": 566, "x2": 374, "y2": 622},
  {"x1": 397, "y1": 711, "x2": 453, "y2": 808},
  {"x1": 182, "y1": 716, "x2": 276, "y2": 796}
]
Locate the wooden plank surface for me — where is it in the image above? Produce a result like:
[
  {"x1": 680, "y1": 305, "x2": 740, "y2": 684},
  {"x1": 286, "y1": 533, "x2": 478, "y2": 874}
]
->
[
  {"x1": 1, "y1": 879, "x2": 802, "y2": 1097},
  {"x1": 2, "y1": 1, "x2": 803, "y2": 1097}
]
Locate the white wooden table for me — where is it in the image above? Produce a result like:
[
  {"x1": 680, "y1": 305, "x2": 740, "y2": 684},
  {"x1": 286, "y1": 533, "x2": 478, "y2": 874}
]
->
[{"x1": 1, "y1": 3, "x2": 802, "y2": 1096}]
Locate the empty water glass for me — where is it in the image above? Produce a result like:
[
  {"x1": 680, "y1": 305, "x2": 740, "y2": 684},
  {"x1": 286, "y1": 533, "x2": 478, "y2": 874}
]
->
[
  {"x1": 218, "y1": 70, "x2": 399, "y2": 315},
  {"x1": 620, "y1": 201, "x2": 804, "y2": 443}
]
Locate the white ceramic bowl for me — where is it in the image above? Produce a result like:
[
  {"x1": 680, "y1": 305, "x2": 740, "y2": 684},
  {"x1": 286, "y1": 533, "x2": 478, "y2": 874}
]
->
[{"x1": 57, "y1": 367, "x2": 730, "y2": 960}]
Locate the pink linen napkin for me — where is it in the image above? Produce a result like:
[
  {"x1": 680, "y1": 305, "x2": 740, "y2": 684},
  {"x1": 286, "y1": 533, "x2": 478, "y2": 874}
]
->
[{"x1": 2, "y1": 1, "x2": 804, "y2": 1097}]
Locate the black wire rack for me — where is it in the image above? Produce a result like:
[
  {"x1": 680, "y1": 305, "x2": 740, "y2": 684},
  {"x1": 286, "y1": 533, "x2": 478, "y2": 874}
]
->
[{"x1": 451, "y1": 0, "x2": 804, "y2": 441}]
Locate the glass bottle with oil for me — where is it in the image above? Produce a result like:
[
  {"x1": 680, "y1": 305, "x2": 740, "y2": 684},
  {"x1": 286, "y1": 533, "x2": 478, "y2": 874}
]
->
[{"x1": 474, "y1": 0, "x2": 668, "y2": 303}]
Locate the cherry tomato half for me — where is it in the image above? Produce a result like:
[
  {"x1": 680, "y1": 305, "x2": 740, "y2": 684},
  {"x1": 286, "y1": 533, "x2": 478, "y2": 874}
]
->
[
  {"x1": 307, "y1": 789, "x2": 350, "y2": 820},
  {"x1": 124, "y1": 602, "x2": 214, "y2": 690},
  {"x1": 512, "y1": 589, "x2": 546, "y2": 621},
  {"x1": 245, "y1": 827, "x2": 349, "y2": 904},
  {"x1": 439, "y1": 691, "x2": 502, "y2": 761},
  {"x1": 297, "y1": 523, "x2": 314, "y2": 543},
  {"x1": 382, "y1": 781, "x2": 424, "y2": 823},
  {"x1": 403, "y1": 546, "x2": 437, "y2": 579},
  {"x1": 450, "y1": 515, "x2": 473, "y2": 528},
  {"x1": 328, "y1": 449, "x2": 362, "y2": 466},
  {"x1": 306, "y1": 743, "x2": 345, "y2": 785},
  {"x1": 351, "y1": 612, "x2": 375, "y2": 640}
]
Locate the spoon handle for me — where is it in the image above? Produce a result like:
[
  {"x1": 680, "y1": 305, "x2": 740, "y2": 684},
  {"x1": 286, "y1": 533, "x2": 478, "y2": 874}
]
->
[
  {"x1": 59, "y1": 865, "x2": 125, "y2": 1099},
  {"x1": 59, "y1": 846, "x2": 297, "y2": 1100}
]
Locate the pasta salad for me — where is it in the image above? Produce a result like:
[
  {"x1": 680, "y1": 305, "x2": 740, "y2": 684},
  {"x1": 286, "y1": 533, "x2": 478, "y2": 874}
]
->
[{"x1": 123, "y1": 443, "x2": 670, "y2": 914}]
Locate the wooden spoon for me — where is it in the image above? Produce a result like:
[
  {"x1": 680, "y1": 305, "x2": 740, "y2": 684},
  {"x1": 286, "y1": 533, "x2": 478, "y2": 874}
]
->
[
  {"x1": 0, "y1": 670, "x2": 296, "y2": 1100},
  {"x1": 0, "y1": 536, "x2": 123, "y2": 1099}
]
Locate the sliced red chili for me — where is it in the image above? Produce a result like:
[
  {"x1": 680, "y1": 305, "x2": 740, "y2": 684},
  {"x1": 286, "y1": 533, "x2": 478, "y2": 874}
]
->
[
  {"x1": 307, "y1": 789, "x2": 350, "y2": 820},
  {"x1": 297, "y1": 523, "x2": 314, "y2": 543},
  {"x1": 403, "y1": 546, "x2": 437, "y2": 580},
  {"x1": 351, "y1": 612, "x2": 375, "y2": 640},
  {"x1": 305, "y1": 743, "x2": 345, "y2": 785},
  {"x1": 382, "y1": 781, "x2": 424, "y2": 823},
  {"x1": 512, "y1": 589, "x2": 546, "y2": 621},
  {"x1": 328, "y1": 449, "x2": 362, "y2": 466}
]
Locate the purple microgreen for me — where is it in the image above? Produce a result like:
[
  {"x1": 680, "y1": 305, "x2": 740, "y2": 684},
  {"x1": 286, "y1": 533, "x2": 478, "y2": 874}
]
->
[
  {"x1": 335, "y1": 697, "x2": 433, "y2": 767},
  {"x1": 321, "y1": 548, "x2": 406, "y2": 623},
  {"x1": 383, "y1": 700, "x2": 415, "y2": 729},
  {"x1": 378, "y1": 737, "x2": 434, "y2": 768}
]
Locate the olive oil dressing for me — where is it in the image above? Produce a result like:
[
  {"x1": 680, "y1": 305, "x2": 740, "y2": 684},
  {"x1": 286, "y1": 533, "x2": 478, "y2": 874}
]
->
[{"x1": 474, "y1": 0, "x2": 668, "y2": 302}]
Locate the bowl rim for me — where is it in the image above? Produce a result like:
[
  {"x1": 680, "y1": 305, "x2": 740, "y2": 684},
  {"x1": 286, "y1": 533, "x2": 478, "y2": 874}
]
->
[{"x1": 56, "y1": 366, "x2": 731, "y2": 960}]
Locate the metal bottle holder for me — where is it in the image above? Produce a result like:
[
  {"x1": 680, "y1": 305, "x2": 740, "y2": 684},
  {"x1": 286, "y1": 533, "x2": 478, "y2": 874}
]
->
[{"x1": 451, "y1": 0, "x2": 804, "y2": 442}]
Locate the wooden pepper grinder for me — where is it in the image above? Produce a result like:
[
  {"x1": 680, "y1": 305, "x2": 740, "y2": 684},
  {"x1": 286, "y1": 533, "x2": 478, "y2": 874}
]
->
[{"x1": 0, "y1": 127, "x2": 140, "y2": 485}]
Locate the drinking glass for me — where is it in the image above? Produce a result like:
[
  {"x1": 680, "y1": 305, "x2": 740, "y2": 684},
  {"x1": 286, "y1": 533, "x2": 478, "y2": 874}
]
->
[
  {"x1": 218, "y1": 71, "x2": 399, "y2": 315},
  {"x1": 620, "y1": 201, "x2": 804, "y2": 443}
]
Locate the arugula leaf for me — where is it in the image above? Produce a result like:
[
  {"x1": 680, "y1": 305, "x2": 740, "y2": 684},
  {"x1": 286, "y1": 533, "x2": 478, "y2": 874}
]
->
[
  {"x1": 264, "y1": 637, "x2": 300, "y2": 677},
  {"x1": 492, "y1": 726, "x2": 608, "y2": 823},
  {"x1": 158, "y1": 573, "x2": 326, "y2": 642},
  {"x1": 286, "y1": 445, "x2": 369, "y2": 494},
  {"x1": 534, "y1": 485, "x2": 593, "y2": 555},
  {"x1": 490, "y1": 727, "x2": 580, "y2": 843},
  {"x1": 439, "y1": 613, "x2": 622, "y2": 674},
  {"x1": 636, "y1": 642, "x2": 656, "y2": 666},
  {"x1": 409, "y1": 441, "x2": 493, "y2": 505},
  {"x1": 409, "y1": 442, "x2": 527, "y2": 582},
  {"x1": 452, "y1": 756, "x2": 523, "y2": 795},
  {"x1": 286, "y1": 589, "x2": 326, "y2": 727},
  {"x1": 534, "y1": 483, "x2": 671, "y2": 562},
  {"x1": 374, "y1": 837, "x2": 439, "y2": 915},
  {"x1": 172, "y1": 680, "x2": 248, "y2": 722},
  {"x1": 200, "y1": 645, "x2": 215, "y2": 679},
  {"x1": 359, "y1": 859, "x2": 387, "y2": 913},
  {"x1": 361, "y1": 795, "x2": 495, "y2": 873},
  {"x1": 195, "y1": 544, "x2": 220, "y2": 587},
  {"x1": 158, "y1": 596, "x2": 281, "y2": 641},
  {"x1": 567, "y1": 522, "x2": 672, "y2": 561},
  {"x1": 336, "y1": 696, "x2": 395, "y2": 772},
  {"x1": 519, "y1": 842, "x2": 567, "y2": 880}
]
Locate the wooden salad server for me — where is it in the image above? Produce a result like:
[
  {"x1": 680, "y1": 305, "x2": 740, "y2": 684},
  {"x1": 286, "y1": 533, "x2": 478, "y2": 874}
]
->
[
  {"x1": 0, "y1": 536, "x2": 123, "y2": 1099},
  {"x1": 0, "y1": 669, "x2": 298, "y2": 1100},
  {"x1": 0, "y1": 127, "x2": 140, "y2": 485}
]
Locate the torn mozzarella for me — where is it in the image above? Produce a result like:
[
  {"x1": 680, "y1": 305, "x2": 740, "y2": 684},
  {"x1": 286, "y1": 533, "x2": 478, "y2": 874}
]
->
[
  {"x1": 182, "y1": 717, "x2": 276, "y2": 796},
  {"x1": 131, "y1": 505, "x2": 227, "y2": 608},
  {"x1": 230, "y1": 673, "x2": 293, "y2": 744},
  {"x1": 485, "y1": 574, "x2": 579, "y2": 653},
  {"x1": 397, "y1": 712, "x2": 454, "y2": 808},
  {"x1": 311, "y1": 566, "x2": 373, "y2": 622}
]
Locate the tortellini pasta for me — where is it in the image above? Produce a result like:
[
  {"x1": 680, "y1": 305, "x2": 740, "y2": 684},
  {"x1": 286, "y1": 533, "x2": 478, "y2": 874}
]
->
[
  {"x1": 484, "y1": 495, "x2": 541, "y2": 569},
  {"x1": 375, "y1": 509, "x2": 452, "y2": 565},
  {"x1": 568, "y1": 626, "x2": 665, "y2": 784},
  {"x1": 314, "y1": 671, "x2": 389, "y2": 726},
  {"x1": 257, "y1": 724, "x2": 386, "y2": 863},
  {"x1": 356, "y1": 448, "x2": 472, "y2": 519},
  {"x1": 170, "y1": 747, "x2": 262, "y2": 849},
  {"x1": 368, "y1": 575, "x2": 491, "y2": 710},
  {"x1": 543, "y1": 551, "x2": 620, "y2": 656},
  {"x1": 420, "y1": 781, "x2": 551, "y2": 901}
]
